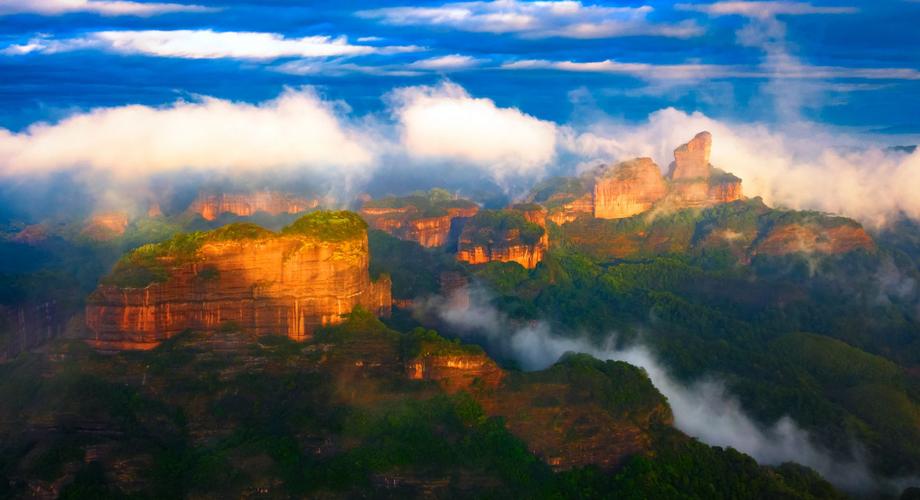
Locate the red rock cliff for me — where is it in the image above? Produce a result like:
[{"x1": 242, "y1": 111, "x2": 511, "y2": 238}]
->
[
  {"x1": 188, "y1": 191, "x2": 319, "y2": 221},
  {"x1": 754, "y1": 222, "x2": 875, "y2": 256},
  {"x1": 85, "y1": 213, "x2": 391, "y2": 350},
  {"x1": 457, "y1": 210, "x2": 546, "y2": 269},
  {"x1": 664, "y1": 132, "x2": 743, "y2": 209},
  {"x1": 593, "y1": 158, "x2": 669, "y2": 219},
  {"x1": 360, "y1": 195, "x2": 479, "y2": 248}
]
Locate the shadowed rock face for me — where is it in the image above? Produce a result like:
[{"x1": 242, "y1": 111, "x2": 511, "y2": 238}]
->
[
  {"x1": 188, "y1": 191, "x2": 319, "y2": 221},
  {"x1": 85, "y1": 214, "x2": 391, "y2": 350}
]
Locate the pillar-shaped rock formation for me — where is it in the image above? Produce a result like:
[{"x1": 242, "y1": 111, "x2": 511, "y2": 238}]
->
[{"x1": 670, "y1": 131, "x2": 712, "y2": 180}]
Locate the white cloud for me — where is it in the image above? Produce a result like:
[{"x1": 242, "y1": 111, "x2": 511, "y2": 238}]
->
[
  {"x1": 407, "y1": 54, "x2": 485, "y2": 70},
  {"x1": 503, "y1": 58, "x2": 920, "y2": 81},
  {"x1": 0, "y1": 0, "x2": 215, "y2": 16},
  {"x1": 387, "y1": 82, "x2": 558, "y2": 180},
  {"x1": 0, "y1": 89, "x2": 374, "y2": 178},
  {"x1": 359, "y1": 0, "x2": 702, "y2": 39},
  {"x1": 1, "y1": 30, "x2": 422, "y2": 60},
  {"x1": 678, "y1": 1, "x2": 857, "y2": 19},
  {"x1": 563, "y1": 107, "x2": 920, "y2": 227}
]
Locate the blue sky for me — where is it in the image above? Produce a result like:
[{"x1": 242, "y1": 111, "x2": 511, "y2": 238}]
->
[{"x1": 1, "y1": 0, "x2": 919, "y2": 133}]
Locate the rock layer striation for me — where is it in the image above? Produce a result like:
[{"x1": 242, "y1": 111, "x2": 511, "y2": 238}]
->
[{"x1": 85, "y1": 212, "x2": 391, "y2": 350}]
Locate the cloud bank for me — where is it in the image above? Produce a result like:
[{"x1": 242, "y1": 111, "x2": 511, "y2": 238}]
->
[
  {"x1": 417, "y1": 285, "x2": 907, "y2": 494},
  {"x1": 359, "y1": 0, "x2": 702, "y2": 39},
  {"x1": 387, "y1": 82, "x2": 559, "y2": 180},
  {"x1": 2, "y1": 30, "x2": 421, "y2": 60},
  {"x1": 1, "y1": 82, "x2": 918, "y2": 226},
  {"x1": 0, "y1": 89, "x2": 373, "y2": 179},
  {"x1": 0, "y1": 0, "x2": 215, "y2": 16}
]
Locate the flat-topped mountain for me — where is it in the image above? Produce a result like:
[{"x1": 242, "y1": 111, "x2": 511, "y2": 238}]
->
[
  {"x1": 188, "y1": 190, "x2": 320, "y2": 221},
  {"x1": 360, "y1": 189, "x2": 479, "y2": 248},
  {"x1": 457, "y1": 208, "x2": 547, "y2": 269},
  {"x1": 85, "y1": 211, "x2": 391, "y2": 350}
]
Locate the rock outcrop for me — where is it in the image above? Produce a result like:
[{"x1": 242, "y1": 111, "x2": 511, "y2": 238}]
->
[
  {"x1": 754, "y1": 221, "x2": 875, "y2": 256},
  {"x1": 188, "y1": 191, "x2": 319, "y2": 221},
  {"x1": 593, "y1": 158, "x2": 669, "y2": 219},
  {"x1": 85, "y1": 212, "x2": 391, "y2": 350},
  {"x1": 406, "y1": 350, "x2": 503, "y2": 393},
  {"x1": 82, "y1": 212, "x2": 129, "y2": 240},
  {"x1": 663, "y1": 132, "x2": 743, "y2": 209},
  {"x1": 529, "y1": 132, "x2": 744, "y2": 224},
  {"x1": 457, "y1": 209, "x2": 546, "y2": 269},
  {"x1": 669, "y1": 131, "x2": 712, "y2": 180},
  {"x1": 360, "y1": 191, "x2": 479, "y2": 248}
]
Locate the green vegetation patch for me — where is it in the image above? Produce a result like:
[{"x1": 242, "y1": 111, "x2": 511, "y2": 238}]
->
[
  {"x1": 465, "y1": 209, "x2": 545, "y2": 247},
  {"x1": 363, "y1": 189, "x2": 477, "y2": 218},
  {"x1": 281, "y1": 210, "x2": 367, "y2": 241},
  {"x1": 402, "y1": 328, "x2": 485, "y2": 359}
]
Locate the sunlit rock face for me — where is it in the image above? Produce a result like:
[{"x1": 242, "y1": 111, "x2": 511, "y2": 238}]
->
[
  {"x1": 754, "y1": 222, "x2": 875, "y2": 256},
  {"x1": 669, "y1": 131, "x2": 712, "y2": 180},
  {"x1": 188, "y1": 191, "x2": 319, "y2": 221},
  {"x1": 593, "y1": 158, "x2": 668, "y2": 219},
  {"x1": 406, "y1": 353, "x2": 503, "y2": 393},
  {"x1": 85, "y1": 215, "x2": 391, "y2": 350},
  {"x1": 82, "y1": 212, "x2": 129, "y2": 240},
  {"x1": 359, "y1": 192, "x2": 479, "y2": 248},
  {"x1": 663, "y1": 132, "x2": 743, "y2": 209},
  {"x1": 457, "y1": 209, "x2": 547, "y2": 269}
]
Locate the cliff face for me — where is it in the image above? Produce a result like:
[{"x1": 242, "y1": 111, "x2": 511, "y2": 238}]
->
[
  {"x1": 456, "y1": 244, "x2": 544, "y2": 269},
  {"x1": 85, "y1": 214, "x2": 391, "y2": 350},
  {"x1": 406, "y1": 352, "x2": 503, "y2": 393},
  {"x1": 360, "y1": 194, "x2": 479, "y2": 248},
  {"x1": 594, "y1": 158, "x2": 668, "y2": 219},
  {"x1": 188, "y1": 191, "x2": 319, "y2": 221},
  {"x1": 663, "y1": 132, "x2": 743, "y2": 210},
  {"x1": 755, "y1": 222, "x2": 875, "y2": 256},
  {"x1": 82, "y1": 212, "x2": 129, "y2": 240},
  {"x1": 457, "y1": 210, "x2": 547, "y2": 269},
  {"x1": 669, "y1": 131, "x2": 712, "y2": 180}
]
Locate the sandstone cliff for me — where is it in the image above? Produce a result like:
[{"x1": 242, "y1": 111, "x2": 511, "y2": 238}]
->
[
  {"x1": 593, "y1": 158, "x2": 669, "y2": 219},
  {"x1": 360, "y1": 190, "x2": 479, "y2": 248},
  {"x1": 188, "y1": 191, "x2": 319, "y2": 221},
  {"x1": 82, "y1": 212, "x2": 129, "y2": 240},
  {"x1": 457, "y1": 209, "x2": 546, "y2": 269},
  {"x1": 85, "y1": 211, "x2": 391, "y2": 350},
  {"x1": 754, "y1": 219, "x2": 875, "y2": 256}
]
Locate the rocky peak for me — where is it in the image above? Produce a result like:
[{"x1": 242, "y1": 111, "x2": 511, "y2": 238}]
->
[
  {"x1": 669, "y1": 131, "x2": 712, "y2": 180},
  {"x1": 593, "y1": 157, "x2": 668, "y2": 219}
]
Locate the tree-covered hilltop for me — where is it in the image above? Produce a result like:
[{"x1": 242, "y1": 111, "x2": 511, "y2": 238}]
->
[
  {"x1": 0, "y1": 312, "x2": 840, "y2": 499},
  {"x1": 362, "y1": 188, "x2": 478, "y2": 218},
  {"x1": 101, "y1": 211, "x2": 367, "y2": 288},
  {"x1": 463, "y1": 209, "x2": 546, "y2": 247}
]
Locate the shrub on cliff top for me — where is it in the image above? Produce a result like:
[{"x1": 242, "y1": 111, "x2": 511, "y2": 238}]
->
[
  {"x1": 282, "y1": 210, "x2": 367, "y2": 241},
  {"x1": 363, "y1": 189, "x2": 477, "y2": 218},
  {"x1": 465, "y1": 210, "x2": 545, "y2": 247}
]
